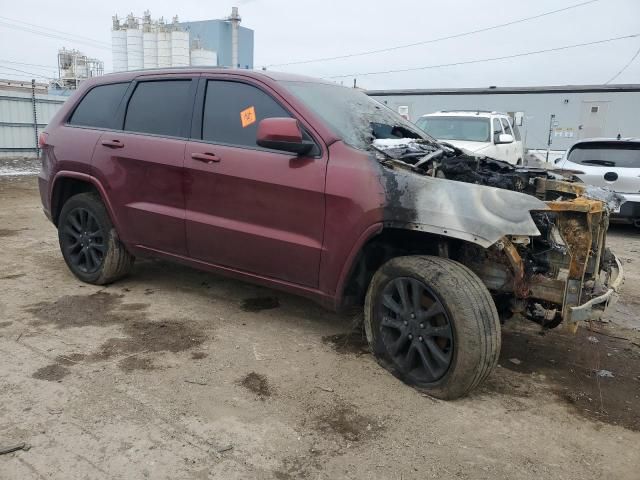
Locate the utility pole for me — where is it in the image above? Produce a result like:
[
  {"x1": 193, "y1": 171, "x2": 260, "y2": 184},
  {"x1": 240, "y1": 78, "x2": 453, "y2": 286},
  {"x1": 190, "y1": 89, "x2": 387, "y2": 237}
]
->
[{"x1": 546, "y1": 113, "x2": 556, "y2": 163}]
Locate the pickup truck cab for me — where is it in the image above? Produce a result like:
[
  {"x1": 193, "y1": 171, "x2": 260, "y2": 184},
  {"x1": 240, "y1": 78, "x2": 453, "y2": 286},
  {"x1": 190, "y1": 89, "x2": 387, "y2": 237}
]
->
[
  {"x1": 416, "y1": 111, "x2": 525, "y2": 165},
  {"x1": 38, "y1": 69, "x2": 621, "y2": 399}
]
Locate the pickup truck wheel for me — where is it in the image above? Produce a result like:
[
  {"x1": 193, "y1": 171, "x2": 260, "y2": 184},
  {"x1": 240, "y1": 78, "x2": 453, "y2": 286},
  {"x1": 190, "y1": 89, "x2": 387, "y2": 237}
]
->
[
  {"x1": 364, "y1": 256, "x2": 501, "y2": 399},
  {"x1": 58, "y1": 193, "x2": 134, "y2": 285}
]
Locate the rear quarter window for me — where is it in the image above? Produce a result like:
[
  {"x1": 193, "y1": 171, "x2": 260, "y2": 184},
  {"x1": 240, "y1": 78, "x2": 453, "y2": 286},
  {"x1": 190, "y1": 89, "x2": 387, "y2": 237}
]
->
[{"x1": 68, "y1": 83, "x2": 129, "y2": 129}]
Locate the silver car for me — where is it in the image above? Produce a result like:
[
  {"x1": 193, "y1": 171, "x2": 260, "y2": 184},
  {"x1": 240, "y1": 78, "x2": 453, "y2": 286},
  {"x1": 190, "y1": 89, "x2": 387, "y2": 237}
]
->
[{"x1": 556, "y1": 138, "x2": 640, "y2": 225}]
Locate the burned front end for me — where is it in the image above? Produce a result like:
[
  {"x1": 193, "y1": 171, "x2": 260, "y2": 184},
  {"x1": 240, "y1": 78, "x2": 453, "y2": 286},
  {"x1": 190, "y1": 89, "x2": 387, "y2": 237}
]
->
[{"x1": 372, "y1": 139, "x2": 624, "y2": 329}]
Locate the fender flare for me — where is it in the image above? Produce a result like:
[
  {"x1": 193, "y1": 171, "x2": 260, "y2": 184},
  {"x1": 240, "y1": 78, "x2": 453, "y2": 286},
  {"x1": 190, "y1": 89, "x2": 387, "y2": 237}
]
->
[{"x1": 51, "y1": 171, "x2": 121, "y2": 233}]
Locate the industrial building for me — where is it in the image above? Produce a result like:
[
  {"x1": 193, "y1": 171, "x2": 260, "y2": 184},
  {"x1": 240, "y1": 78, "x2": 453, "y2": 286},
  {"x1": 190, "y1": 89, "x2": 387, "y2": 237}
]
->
[
  {"x1": 368, "y1": 84, "x2": 640, "y2": 151},
  {"x1": 52, "y1": 48, "x2": 104, "y2": 90},
  {"x1": 111, "y1": 8, "x2": 253, "y2": 72}
]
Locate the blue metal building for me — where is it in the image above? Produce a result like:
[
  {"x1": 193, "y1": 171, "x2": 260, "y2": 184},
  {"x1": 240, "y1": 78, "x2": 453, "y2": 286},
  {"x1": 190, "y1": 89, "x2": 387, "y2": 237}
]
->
[{"x1": 178, "y1": 20, "x2": 254, "y2": 69}]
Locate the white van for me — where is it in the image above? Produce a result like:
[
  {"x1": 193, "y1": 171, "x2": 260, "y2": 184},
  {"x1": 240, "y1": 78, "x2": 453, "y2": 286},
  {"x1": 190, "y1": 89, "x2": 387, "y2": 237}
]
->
[{"x1": 416, "y1": 111, "x2": 525, "y2": 165}]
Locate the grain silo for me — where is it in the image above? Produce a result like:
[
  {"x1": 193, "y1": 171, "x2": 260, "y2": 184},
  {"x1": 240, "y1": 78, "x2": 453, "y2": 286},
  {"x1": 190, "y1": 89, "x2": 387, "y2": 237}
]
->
[
  {"x1": 110, "y1": 9, "x2": 254, "y2": 71},
  {"x1": 125, "y1": 15, "x2": 143, "y2": 71},
  {"x1": 142, "y1": 11, "x2": 158, "y2": 69},
  {"x1": 170, "y1": 16, "x2": 190, "y2": 67},
  {"x1": 111, "y1": 16, "x2": 128, "y2": 72}
]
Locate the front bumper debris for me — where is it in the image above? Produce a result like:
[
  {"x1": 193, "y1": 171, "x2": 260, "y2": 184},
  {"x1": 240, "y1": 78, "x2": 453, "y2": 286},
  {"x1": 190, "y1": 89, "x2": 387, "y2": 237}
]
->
[{"x1": 566, "y1": 254, "x2": 624, "y2": 323}]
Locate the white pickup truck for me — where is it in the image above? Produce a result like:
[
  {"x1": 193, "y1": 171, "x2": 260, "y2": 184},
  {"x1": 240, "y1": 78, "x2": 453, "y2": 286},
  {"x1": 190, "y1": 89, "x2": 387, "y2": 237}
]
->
[{"x1": 416, "y1": 111, "x2": 525, "y2": 165}]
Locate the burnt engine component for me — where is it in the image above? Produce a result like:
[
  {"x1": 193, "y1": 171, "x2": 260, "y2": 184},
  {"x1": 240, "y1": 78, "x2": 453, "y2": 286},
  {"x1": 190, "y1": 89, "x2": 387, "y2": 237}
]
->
[{"x1": 372, "y1": 139, "x2": 552, "y2": 194}]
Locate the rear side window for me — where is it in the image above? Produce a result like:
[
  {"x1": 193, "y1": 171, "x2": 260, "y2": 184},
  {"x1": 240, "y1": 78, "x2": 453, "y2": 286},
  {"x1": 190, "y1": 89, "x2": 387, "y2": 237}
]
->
[
  {"x1": 69, "y1": 83, "x2": 129, "y2": 129},
  {"x1": 568, "y1": 142, "x2": 640, "y2": 168},
  {"x1": 124, "y1": 80, "x2": 193, "y2": 137},
  {"x1": 202, "y1": 80, "x2": 291, "y2": 147}
]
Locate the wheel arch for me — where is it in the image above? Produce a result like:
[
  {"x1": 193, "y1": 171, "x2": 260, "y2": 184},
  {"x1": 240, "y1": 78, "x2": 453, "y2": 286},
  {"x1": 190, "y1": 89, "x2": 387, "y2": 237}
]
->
[
  {"x1": 51, "y1": 172, "x2": 119, "y2": 230},
  {"x1": 336, "y1": 226, "x2": 483, "y2": 312}
]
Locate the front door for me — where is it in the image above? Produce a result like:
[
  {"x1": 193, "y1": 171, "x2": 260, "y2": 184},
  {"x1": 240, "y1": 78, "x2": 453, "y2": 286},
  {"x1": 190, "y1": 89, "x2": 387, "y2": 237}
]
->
[
  {"x1": 91, "y1": 77, "x2": 197, "y2": 255},
  {"x1": 184, "y1": 78, "x2": 326, "y2": 287},
  {"x1": 491, "y1": 118, "x2": 511, "y2": 162}
]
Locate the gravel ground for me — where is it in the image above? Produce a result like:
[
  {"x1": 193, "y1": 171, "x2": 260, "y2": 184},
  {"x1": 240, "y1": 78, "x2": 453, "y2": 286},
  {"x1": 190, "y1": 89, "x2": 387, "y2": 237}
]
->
[{"x1": 0, "y1": 175, "x2": 639, "y2": 480}]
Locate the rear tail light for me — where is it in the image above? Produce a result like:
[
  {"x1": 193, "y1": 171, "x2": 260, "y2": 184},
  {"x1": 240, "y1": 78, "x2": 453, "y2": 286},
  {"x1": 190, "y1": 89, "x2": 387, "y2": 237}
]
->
[{"x1": 38, "y1": 132, "x2": 48, "y2": 148}]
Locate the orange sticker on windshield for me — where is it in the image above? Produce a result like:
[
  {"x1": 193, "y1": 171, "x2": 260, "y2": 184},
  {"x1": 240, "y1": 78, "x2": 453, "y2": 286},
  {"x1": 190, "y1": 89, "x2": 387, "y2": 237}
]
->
[{"x1": 240, "y1": 106, "x2": 256, "y2": 128}]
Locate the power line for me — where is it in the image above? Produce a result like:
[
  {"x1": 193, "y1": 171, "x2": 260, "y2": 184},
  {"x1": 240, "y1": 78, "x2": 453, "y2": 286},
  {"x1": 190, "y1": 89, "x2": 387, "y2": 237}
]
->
[
  {"x1": 267, "y1": 0, "x2": 601, "y2": 67},
  {"x1": 0, "y1": 20, "x2": 111, "y2": 50},
  {"x1": 605, "y1": 43, "x2": 640, "y2": 84},
  {"x1": 327, "y1": 33, "x2": 640, "y2": 79},
  {"x1": 0, "y1": 15, "x2": 111, "y2": 47},
  {"x1": 0, "y1": 64, "x2": 55, "y2": 80},
  {"x1": 0, "y1": 59, "x2": 59, "y2": 70}
]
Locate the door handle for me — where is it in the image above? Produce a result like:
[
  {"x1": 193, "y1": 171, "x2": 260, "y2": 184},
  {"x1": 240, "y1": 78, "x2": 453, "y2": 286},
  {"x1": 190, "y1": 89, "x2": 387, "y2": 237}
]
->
[
  {"x1": 101, "y1": 139, "x2": 124, "y2": 148},
  {"x1": 191, "y1": 152, "x2": 221, "y2": 163}
]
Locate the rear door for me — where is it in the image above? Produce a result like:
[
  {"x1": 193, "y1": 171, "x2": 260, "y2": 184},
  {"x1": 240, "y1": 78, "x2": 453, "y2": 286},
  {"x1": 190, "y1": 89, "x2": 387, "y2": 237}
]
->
[
  {"x1": 91, "y1": 76, "x2": 197, "y2": 255},
  {"x1": 183, "y1": 77, "x2": 327, "y2": 287}
]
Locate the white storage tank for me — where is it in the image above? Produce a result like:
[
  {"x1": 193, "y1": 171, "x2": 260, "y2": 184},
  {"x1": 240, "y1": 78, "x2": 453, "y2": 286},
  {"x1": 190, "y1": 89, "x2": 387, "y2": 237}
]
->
[
  {"x1": 143, "y1": 31, "x2": 158, "y2": 69},
  {"x1": 111, "y1": 29, "x2": 128, "y2": 72},
  {"x1": 170, "y1": 30, "x2": 190, "y2": 67},
  {"x1": 156, "y1": 30, "x2": 172, "y2": 68},
  {"x1": 126, "y1": 28, "x2": 143, "y2": 71},
  {"x1": 190, "y1": 48, "x2": 217, "y2": 66}
]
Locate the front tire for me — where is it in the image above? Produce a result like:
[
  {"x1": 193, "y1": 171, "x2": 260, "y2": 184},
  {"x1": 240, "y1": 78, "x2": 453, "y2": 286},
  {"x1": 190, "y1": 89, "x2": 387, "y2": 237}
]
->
[
  {"x1": 364, "y1": 256, "x2": 500, "y2": 399},
  {"x1": 58, "y1": 193, "x2": 134, "y2": 285}
]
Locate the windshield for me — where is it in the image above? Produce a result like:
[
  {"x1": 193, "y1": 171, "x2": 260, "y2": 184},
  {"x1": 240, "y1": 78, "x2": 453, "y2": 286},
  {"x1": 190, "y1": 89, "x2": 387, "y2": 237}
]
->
[
  {"x1": 281, "y1": 81, "x2": 433, "y2": 150},
  {"x1": 415, "y1": 116, "x2": 491, "y2": 143},
  {"x1": 568, "y1": 142, "x2": 640, "y2": 168}
]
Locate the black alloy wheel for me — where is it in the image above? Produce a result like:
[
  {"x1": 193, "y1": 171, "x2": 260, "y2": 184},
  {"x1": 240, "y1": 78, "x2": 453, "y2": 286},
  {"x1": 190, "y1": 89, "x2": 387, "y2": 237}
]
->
[
  {"x1": 378, "y1": 277, "x2": 453, "y2": 383},
  {"x1": 60, "y1": 207, "x2": 106, "y2": 274}
]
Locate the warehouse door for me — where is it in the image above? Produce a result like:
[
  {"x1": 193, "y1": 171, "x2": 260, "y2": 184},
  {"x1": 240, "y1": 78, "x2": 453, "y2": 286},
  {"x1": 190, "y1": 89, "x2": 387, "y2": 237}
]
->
[{"x1": 579, "y1": 101, "x2": 609, "y2": 139}]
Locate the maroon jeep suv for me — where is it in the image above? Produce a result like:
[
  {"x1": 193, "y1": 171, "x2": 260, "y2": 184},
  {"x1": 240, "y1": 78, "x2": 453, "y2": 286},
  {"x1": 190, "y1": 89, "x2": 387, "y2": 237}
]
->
[{"x1": 38, "y1": 68, "x2": 622, "y2": 399}]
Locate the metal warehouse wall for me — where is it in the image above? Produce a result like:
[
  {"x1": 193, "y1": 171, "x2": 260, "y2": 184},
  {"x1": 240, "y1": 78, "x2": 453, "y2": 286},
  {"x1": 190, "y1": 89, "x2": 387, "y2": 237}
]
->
[
  {"x1": 368, "y1": 85, "x2": 640, "y2": 151},
  {"x1": 179, "y1": 20, "x2": 254, "y2": 68},
  {"x1": 0, "y1": 91, "x2": 66, "y2": 159}
]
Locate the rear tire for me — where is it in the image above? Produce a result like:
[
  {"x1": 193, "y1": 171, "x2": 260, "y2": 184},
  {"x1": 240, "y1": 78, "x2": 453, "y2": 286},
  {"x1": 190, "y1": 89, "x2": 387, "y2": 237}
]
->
[
  {"x1": 58, "y1": 193, "x2": 134, "y2": 285},
  {"x1": 364, "y1": 255, "x2": 500, "y2": 399}
]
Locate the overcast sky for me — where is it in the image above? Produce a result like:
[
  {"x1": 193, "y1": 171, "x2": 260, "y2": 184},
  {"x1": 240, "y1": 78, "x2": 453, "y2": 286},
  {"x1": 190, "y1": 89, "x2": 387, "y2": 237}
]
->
[{"x1": 1, "y1": 0, "x2": 639, "y2": 89}]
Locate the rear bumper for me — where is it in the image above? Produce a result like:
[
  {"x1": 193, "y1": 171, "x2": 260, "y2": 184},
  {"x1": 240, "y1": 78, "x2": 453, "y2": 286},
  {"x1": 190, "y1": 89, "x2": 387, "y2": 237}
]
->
[{"x1": 565, "y1": 254, "x2": 624, "y2": 323}]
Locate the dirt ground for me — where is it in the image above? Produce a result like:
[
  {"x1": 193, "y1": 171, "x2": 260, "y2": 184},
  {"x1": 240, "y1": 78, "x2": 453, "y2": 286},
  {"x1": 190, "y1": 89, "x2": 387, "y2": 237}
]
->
[{"x1": 1, "y1": 175, "x2": 639, "y2": 480}]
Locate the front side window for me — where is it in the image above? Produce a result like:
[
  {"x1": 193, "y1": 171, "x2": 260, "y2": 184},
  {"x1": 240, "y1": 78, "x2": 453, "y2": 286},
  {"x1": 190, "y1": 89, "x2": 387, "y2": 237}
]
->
[
  {"x1": 492, "y1": 118, "x2": 504, "y2": 140},
  {"x1": 416, "y1": 116, "x2": 491, "y2": 143},
  {"x1": 202, "y1": 80, "x2": 292, "y2": 147},
  {"x1": 500, "y1": 118, "x2": 514, "y2": 137},
  {"x1": 69, "y1": 83, "x2": 129, "y2": 129},
  {"x1": 124, "y1": 80, "x2": 193, "y2": 137}
]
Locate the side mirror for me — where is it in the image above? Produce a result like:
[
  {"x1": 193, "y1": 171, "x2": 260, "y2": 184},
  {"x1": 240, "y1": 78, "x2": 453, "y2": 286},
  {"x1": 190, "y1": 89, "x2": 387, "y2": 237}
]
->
[
  {"x1": 256, "y1": 117, "x2": 314, "y2": 155},
  {"x1": 554, "y1": 157, "x2": 562, "y2": 164},
  {"x1": 495, "y1": 133, "x2": 514, "y2": 144}
]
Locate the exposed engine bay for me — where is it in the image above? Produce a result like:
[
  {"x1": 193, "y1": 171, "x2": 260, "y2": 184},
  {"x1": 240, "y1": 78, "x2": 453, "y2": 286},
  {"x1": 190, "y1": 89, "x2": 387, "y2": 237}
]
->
[{"x1": 371, "y1": 138, "x2": 624, "y2": 329}]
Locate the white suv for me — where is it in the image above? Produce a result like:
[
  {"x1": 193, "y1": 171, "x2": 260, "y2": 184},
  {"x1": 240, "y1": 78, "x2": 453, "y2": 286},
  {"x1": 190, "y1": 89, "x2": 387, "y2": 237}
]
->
[{"x1": 416, "y1": 111, "x2": 525, "y2": 165}]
